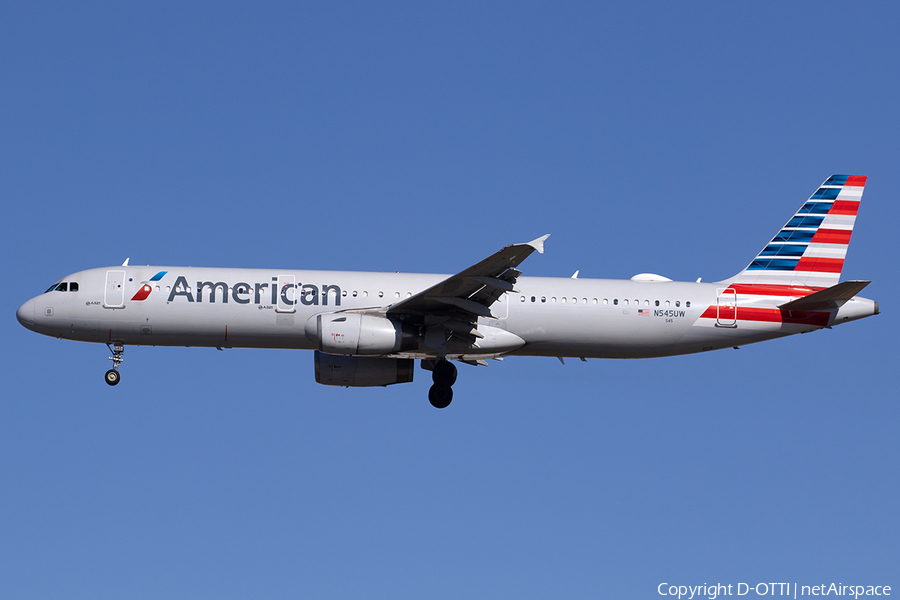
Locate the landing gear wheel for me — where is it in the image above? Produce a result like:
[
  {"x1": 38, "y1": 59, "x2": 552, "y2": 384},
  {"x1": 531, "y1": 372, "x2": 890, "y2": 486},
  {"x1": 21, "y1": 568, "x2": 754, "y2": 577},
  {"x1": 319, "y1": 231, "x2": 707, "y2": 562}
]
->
[
  {"x1": 428, "y1": 384, "x2": 453, "y2": 409},
  {"x1": 105, "y1": 342, "x2": 124, "y2": 387},
  {"x1": 105, "y1": 369, "x2": 121, "y2": 386},
  {"x1": 432, "y1": 360, "x2": 458, "y2": 386}
]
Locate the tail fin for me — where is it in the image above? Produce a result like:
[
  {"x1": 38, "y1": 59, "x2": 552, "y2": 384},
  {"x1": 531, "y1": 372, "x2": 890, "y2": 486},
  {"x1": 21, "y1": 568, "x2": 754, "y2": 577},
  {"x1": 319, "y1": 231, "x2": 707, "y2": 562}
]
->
[{"x1": 728, "y1": 175, "x2": 867, "y2": 288}]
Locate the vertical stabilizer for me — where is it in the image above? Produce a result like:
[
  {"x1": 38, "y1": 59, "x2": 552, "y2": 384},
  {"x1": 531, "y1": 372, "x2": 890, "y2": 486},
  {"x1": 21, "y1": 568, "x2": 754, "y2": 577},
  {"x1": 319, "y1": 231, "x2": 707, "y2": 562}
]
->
[{"x1": 728, "y1": 175, "x2": 866, "y2": 288}]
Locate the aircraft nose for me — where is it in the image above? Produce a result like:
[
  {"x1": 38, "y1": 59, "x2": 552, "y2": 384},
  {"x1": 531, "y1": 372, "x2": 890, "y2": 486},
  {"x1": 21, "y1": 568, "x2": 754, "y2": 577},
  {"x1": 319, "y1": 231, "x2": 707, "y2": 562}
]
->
[{"x1": 16, "y1": 299, "x2": 35, "y2": 329}]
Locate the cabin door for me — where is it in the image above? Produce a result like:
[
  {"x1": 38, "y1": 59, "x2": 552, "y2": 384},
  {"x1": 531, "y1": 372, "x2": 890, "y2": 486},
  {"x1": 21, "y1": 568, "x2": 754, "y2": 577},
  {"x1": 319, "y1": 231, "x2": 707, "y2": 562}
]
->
[
  {"x1": 716, "y1": 287, "x2": 737, "y2": 327},
  {"x1": 104, "y1": 270, "x2": 126, "y2": 308}
]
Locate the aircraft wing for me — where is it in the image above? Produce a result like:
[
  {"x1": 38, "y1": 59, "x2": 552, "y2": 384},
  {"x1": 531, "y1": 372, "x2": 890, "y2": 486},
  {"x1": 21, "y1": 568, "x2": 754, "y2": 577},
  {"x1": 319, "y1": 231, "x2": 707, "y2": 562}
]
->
[
  {"x1": 386, "y1": 235, "x2": 549, "y2": 327},
  {"x1": 779, "y1": 280, "x2": 871, "y2": 311}
]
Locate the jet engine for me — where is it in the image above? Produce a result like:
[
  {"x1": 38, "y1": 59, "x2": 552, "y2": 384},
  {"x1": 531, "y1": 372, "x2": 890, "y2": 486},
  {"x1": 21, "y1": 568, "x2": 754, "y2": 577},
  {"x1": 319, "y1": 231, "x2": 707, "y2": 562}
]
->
[
  {"x1": 306, "y1": 312, "x2": 418, "y2": 356},
  {"x1": 313, "y1": 351, "x2": 414, "y2": 387}
]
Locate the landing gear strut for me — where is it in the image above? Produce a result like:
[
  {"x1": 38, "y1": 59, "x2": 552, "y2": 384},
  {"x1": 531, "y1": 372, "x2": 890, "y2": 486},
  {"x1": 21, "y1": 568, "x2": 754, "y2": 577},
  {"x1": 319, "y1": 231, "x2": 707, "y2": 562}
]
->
[
  {"x1": 428, "y1": 360, "x2": 457, "y2": 408},
  {"x1": 105, "y1": 342, "x2": 124, "y2": 386}
]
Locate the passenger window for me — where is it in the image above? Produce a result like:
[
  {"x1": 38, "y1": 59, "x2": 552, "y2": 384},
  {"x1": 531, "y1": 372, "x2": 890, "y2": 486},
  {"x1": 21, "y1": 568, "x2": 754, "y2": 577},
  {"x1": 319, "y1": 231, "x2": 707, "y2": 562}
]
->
[
  {"x1": 602, "y1": 298, "x2": 608, "y2": 305},
  {"x1": 541, "y1": 296, "x2": 546, "y2": 303},
  {"x1": 531, "y1": 296, "x2": 536, "y2": 302},
  {"x1": 69, "y1": 282, "x2": 79, "y2": 292},
  {"x1": 655, "y1": 300, "x2": 660, "y2": 306},
  {"x1": 592, "y1": 298, "x2": 598, "y2": 304},
  {"x1": 613, "y1": 299, "x2": 618, "y2": 305},
  {"x1": 675, "y1": 301, "x2": 680, "y2": 307},
  {"x1": 665, "y1": 300, "x2": 670, "y2": 307},
  {"x1": 561, "y1": 297, "x2": 567, "y2": 304},
  {"x1": 551, "y1": 297, "x2": 556, "y2": 303},
  {"x1": 378, "y1": 291, "x2": 384, "y2": 298},
  {"x1": 520, "y1": 296, "x2": 526, "y2": 302},
  {"x1": 623, "y1": 299, "x2": 628, "y2": 306},
  {"x1": 686, "y1": 301, "x2": 691, "y2": 308},
  {"x1": 644, "y1": 299, "x2": 649, "y2": 306},
  {"x1": 633, "y1": 299, "x2": 638, "y2": 306},
  {"x1": 352, "y1": 291, "x2": 358, "y2": 297},
  {"x1": 363, "y1": 291, "x2": 368, "y2": 297},
  {"x1": 342, "y1": 290, "x2": 347, "y2": 297},
  {"x1": 394, "y1": 292, "x2": 400, "y2": 298}
]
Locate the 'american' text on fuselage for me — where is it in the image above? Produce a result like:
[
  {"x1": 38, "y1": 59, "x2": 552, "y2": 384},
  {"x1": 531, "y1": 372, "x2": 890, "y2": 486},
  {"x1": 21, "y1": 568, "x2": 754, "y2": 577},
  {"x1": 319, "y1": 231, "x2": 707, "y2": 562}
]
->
[{"x1": 166, "y1": 275, "x2": 341, "y2": 306}]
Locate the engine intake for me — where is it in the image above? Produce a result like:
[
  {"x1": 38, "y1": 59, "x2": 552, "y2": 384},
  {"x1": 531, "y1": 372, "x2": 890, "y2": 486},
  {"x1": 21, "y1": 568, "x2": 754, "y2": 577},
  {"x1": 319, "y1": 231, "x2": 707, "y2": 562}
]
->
[{"x1": 306, "y1": 312, "x2": 418, "y2": 356}]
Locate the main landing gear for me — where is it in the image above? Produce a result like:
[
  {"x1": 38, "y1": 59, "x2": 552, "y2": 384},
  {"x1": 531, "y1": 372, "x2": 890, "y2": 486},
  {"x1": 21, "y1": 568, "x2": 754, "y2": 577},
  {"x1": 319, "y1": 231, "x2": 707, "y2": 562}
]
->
[
  {"x1": 105, "y1": 342, "x2": 124, "y2": 386},
  {"x1": 428, "y1": 360, "x2": 457, "y2": 409}
]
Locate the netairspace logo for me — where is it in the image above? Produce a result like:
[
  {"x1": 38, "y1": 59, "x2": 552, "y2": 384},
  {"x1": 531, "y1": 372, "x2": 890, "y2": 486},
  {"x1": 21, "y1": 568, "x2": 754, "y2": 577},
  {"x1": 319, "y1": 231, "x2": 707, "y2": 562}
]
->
[{"x1": 657, "y1": 582, "x2": 891, "y2": 599}]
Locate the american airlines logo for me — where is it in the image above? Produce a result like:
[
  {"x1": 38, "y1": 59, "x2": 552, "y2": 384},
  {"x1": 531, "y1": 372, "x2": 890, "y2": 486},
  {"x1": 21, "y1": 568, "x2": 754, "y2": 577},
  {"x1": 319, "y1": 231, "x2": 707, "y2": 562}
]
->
[{"x1": 130, "y1": 271, "x2": 168, "y2": 301}]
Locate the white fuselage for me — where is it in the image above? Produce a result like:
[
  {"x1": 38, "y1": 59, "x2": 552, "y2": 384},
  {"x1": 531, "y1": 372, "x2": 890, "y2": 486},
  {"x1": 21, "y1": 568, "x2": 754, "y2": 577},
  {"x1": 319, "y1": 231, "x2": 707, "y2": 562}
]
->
[{"x1": 17, "y1": 265, "x2": 877, "y2": 360}]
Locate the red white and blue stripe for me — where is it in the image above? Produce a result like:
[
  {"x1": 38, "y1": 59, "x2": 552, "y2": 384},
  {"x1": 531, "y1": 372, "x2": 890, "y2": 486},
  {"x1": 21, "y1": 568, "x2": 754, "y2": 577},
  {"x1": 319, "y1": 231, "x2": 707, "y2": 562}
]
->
[
  {"x1": 732, "y1": 174, "x2": 866, "y2": 288},
  {"x1": 696, "y1": 175, "x2": 867, "y2": 329}
]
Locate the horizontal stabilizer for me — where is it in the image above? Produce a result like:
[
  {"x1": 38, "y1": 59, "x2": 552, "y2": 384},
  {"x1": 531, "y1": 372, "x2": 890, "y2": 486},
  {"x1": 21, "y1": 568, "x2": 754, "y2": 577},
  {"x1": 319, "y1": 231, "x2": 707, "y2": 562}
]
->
[{"x1": 779, "y1": 280, "x2": 871, "y2": 311}]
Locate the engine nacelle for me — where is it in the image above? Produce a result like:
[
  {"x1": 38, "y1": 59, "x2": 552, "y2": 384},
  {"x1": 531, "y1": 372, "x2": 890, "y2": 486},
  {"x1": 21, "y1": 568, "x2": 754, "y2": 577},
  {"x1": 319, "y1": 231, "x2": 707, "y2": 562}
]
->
[
  {"x1": 314, "y1": 351, "x2": 414, "y2": 387},
  {"x1": 306, "y1": 312, "x2": 418, "y2": 356}
]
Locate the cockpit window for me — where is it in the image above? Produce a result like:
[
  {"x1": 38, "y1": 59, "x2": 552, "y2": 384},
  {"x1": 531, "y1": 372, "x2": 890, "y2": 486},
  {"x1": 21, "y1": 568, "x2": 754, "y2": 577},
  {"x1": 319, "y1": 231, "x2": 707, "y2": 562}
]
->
[{"x1": 45, "y1": 281, "x2": 78, "y2": 292}]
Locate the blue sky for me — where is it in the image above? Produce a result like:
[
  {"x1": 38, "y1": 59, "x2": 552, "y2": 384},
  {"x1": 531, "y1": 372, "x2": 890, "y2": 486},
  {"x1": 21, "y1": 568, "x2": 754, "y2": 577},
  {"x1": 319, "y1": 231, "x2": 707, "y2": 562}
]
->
[{"x1": 2, "y1": 2, "x2": 898, "y2": 598}]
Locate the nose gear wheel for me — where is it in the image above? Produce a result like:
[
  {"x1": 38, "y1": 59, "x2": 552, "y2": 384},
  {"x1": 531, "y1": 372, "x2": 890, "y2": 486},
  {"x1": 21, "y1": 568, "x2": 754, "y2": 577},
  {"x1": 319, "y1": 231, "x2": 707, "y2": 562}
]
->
[{"x1": 105, "y1": 343, "x2": 124, "y2": 386}]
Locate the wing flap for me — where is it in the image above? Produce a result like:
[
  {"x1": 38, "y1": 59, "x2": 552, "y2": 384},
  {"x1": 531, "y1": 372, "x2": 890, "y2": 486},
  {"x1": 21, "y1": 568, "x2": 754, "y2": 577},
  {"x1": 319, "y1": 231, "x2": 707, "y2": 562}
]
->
[
  {"x1": 432, "y1": 296, "x2": 496, "y2": 318},
  {"x1": 468, "y1": 275, "x2": 516, "y2": 292}
]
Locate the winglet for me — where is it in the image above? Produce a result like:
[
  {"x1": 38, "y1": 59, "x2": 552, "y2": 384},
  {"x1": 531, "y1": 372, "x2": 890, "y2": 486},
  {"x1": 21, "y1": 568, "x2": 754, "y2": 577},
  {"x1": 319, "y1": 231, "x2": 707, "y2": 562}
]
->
[
  {"x1": 122, "y1": 258, "x2": 130, "y2": 266},
  {"x1": 527, "y1": 234, "x2": 550, "y2": 254}
]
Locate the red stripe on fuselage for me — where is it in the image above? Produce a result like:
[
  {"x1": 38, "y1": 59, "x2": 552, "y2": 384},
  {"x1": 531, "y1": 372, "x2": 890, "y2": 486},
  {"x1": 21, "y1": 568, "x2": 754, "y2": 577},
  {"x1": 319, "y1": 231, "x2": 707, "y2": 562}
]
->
[
  {"x1": 727, "y1": 284, "x2": 825, "y2": 296},
  {"x1": 700, "y1": 306, "x2": 829, "y2": 326}
]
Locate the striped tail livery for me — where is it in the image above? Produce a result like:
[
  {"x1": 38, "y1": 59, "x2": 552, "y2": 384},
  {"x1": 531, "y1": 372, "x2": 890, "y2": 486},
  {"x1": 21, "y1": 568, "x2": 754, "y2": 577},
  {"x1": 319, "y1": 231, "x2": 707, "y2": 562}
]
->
[{"x1": 730, "y1": 174, "x2": 866, "y2": 288}]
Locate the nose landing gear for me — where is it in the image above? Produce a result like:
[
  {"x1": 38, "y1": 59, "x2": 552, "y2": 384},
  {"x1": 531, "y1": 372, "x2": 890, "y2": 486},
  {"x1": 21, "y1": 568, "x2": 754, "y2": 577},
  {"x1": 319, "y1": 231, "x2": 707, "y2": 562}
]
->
[
  {"x1": 105, "y1": 342, "x2": 124, "y2": 386},
  {"x1": 428, "y1": 360, "x2": 457, "y2": 409}
]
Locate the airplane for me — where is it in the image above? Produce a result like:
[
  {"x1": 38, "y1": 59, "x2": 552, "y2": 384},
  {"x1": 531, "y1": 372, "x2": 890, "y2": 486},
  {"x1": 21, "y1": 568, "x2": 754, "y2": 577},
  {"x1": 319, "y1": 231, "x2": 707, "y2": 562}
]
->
[{"x1": 17, "y1": 175, "x2": 878, "y2": 408}]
